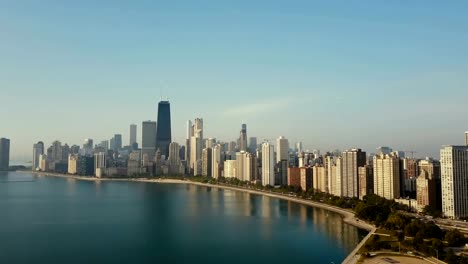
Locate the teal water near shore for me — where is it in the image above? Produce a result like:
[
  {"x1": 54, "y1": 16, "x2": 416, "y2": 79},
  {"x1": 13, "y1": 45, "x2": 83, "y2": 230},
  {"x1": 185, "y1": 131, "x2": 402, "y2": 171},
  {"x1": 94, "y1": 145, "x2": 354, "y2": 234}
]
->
[{"x1": 0, "y1": 171, "x2": 367, "y2": 263}]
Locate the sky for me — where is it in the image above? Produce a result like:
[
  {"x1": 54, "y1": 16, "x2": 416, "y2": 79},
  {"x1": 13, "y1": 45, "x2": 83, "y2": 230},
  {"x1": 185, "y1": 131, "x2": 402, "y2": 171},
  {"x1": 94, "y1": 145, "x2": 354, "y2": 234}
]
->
[{"x1": 1, "y1": 0, "x2": 468, "y2": 162}]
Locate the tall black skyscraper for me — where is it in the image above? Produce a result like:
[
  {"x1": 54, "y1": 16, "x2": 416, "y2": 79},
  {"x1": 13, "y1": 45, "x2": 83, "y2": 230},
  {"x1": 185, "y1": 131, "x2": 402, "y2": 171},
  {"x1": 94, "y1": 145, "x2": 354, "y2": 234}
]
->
[
  {"x1": 156, "y1": 100, "x2": 172, "y2": 159},
  {"x1": 0, "y1": 138, "x2": 11, "y2": 171}
]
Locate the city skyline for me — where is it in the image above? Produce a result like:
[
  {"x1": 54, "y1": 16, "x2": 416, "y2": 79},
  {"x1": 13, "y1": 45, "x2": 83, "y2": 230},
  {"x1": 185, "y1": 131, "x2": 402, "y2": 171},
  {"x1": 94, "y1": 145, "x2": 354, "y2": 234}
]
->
[
  {"x1": 2, "y1": 1, "x2": 468, "y2": 161},
  {"x1": 4, "y1": 99, "x2": 468, "y2": 163}
]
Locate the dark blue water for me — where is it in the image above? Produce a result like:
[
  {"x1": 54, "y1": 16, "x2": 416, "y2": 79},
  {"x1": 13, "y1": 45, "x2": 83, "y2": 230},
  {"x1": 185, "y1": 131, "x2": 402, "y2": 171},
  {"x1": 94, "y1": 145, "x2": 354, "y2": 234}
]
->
[{"x1": 0, "y1": 172, "x2": 366, "y2": 264}]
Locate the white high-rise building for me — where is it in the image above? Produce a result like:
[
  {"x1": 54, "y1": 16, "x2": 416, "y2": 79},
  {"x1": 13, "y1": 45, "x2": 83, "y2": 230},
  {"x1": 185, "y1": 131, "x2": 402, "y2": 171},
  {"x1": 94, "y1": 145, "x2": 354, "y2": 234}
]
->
[
  {"x1": 244, "y1": 153, "x2": 256, "y2": 182},
  {"x1": 94, "y1": 152, "x2": 107, "y2": 177},
  {"x1": 168, "y1": 142, "x2": 180, "y2": 166},
  {"x1": 130, "y1": 124, "x2": 137, "y2": 146},
  {"x1": 224, "y1": 160, "x2": 237, "y2": 178},
  {"x1": 296, "y1": 142, "x2": 303, "y2": 153},
  {"x1": 440, "y1": 146, "x2": 468, "y2": 219},
  {"x1": 32, "y1": 141, "x2": 44, "y2": 171},
  {"x1": 206, "y1": 138, "x2": 216, "y2": 149},
  {"x1": 373, "y1": 153, "x2": 401, "y2": 200},
  {"x1": 327, "y1": 156, "x2": 342, "y2": 196},
  {"x1": 142, "y1": 121, "x2": 157, "y2": 162},
  {"x1": 168, "y1": 142, "x2": 183, "y2": 175},
  {"x1": 212, "y1": 144, "x2": 222, "y2": 179},
  {"x1": 262, "y1": 142, "x2": 275, "y2": 186},
  {"x1": 236, "y1": 152, "x2": 246, "y2": 181},
  {"x1": 190, "y1": 118, "x2": 203, "y2": 175},
  {"x1": 341, "y1": 149, "x2": 366, "y2": 198},
  {"x1": 276, "y1": 136, "x2": 289, "y2": 163}
]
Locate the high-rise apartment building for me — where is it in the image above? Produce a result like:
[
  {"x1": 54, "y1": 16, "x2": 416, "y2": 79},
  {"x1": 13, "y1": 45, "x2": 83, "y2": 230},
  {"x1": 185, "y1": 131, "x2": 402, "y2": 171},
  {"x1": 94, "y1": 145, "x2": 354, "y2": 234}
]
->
[
  {"x1": 39, "y1": 154, "x2": 48, "y2": 171},
  {"x1": 32, "y1": 141, "x2": 44, "y2": 171},
  {"x1": 130, "y1": 124, "x2": 137, "y2": 146},
  {"x1": 68, "y1": 154, "x2": 78, "y2": 174},
  {"x1": 440, "y1": 146, "x2": 468, "y2": 219},
  {"x1": 185, "y1": 120, "x2": 193, "y2": 163},
  {"x1": 358, "y1": 165, "x2": 373, "y2": 199},
  {"x1": 276, "y1": 136, "x2": 289, "y2": 163},
  {"x1": 313, "y1": 166, "x2": 327, "y2": 193},
  {"x1": 327, "y1": 156, "x2": 342, "y2": 196},
  {"x1": 156, "y1": 101, "x2": 172, "y2": 159},
  {"x1": 205, "y1": 138, "x2": 216, "y2": 149},
  {"x1": 190, "y1": 118, "x2": 203, "y2": 175},
  {"x1": 341, "y1": 149, "x2": 366, "y2": 198},
  {"x1": 300, "y1": 167, "x2": 313, "y2": 192},
  {"x1": 236, "y1": 151, "x2": 246, "y2": 181},
  {"x1": 82, "y1": 139, "x2": 94, "y2": 156},
  {"x1": 262, "y1": 142, "x2": 275, "y2": 186},
  {"x1": 168, "y1": 142, "x2": 182, "y2": 175},
  {"x1": 211, "y1": 144, "x2": 222, "y2": 179},
  {"x1": 94, "y1": 152, "x2": 107, "y2": 177},
  {"x1": 111, "y1": 134, "x2": 122, "y2": 151},
  {"x1": 288, "y1": 167, "x2": 301, "y2": 188},
  {"x1": 51, "y1": 141, "x2": 63, "y2": 162},
  {"x1": 417, "y1": 158, "x2": 441, "y2": 212},
  {"x1": 239, "y1": 124, "x2": 248, "y2": 152},
  {"x1": 373, "y1": 153, "x2": 401, "y2": 200},
  {"x1": 142, "y1": 121, "x2": 157, "y2": 162},
  {"x1": 465, "y1": 131, "x2": 468, "y2": 146},
  {"x1": 0, "y1": 138, "x2": 10, "y2": 171},
  {"x1": 245, "y1": 153, "x2": 257, "y2": 182},
  {"x1": 224, "y1": 160, "x2": 237, "y2": 178},
  {"x1": 202, "y1": 148, "x2": 212, "y2": 177}
]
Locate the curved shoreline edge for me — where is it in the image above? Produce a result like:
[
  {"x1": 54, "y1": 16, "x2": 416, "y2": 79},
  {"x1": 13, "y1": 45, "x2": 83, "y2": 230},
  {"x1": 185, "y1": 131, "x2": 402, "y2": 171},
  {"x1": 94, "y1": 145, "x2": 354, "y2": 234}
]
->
[{"x1": 21, "y1": 171, "x2": 376, "y2": 263}]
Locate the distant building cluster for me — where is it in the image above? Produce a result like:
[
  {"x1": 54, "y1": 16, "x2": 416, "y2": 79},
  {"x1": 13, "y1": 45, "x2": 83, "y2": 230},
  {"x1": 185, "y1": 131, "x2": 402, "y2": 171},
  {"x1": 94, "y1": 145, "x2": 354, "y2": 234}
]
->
[{"x1": 1, "y1": 100, "x2": 466, "y2": 220}]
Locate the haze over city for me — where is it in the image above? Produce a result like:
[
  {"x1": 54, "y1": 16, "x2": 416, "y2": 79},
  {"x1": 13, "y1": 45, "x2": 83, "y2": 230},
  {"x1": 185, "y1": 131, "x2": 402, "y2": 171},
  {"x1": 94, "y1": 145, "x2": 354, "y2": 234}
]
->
[{"x1": 2, "y1": 0, "x2": 468, "y2": 161}]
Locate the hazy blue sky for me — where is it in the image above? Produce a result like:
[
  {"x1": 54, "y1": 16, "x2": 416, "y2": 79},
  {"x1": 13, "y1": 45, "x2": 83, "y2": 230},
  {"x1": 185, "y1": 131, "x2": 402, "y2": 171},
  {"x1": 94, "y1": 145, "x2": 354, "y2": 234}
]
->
[{"x1": 1, "y1": 0, "x2": 468, "y2": 161}]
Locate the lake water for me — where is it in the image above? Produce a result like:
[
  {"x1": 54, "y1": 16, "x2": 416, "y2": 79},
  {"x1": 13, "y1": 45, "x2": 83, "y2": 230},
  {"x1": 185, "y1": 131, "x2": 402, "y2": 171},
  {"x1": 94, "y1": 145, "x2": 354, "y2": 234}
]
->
[{"x1": 0, "y1": 172, "x2": 366, "y2": 264}]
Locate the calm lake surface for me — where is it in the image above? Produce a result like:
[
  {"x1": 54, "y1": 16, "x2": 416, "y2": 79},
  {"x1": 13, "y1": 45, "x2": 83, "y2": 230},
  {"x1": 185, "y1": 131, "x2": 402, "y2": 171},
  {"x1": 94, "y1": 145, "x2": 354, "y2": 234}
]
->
[{"x1": 0, "y1": 172, "x2": 367, "y2": 264}]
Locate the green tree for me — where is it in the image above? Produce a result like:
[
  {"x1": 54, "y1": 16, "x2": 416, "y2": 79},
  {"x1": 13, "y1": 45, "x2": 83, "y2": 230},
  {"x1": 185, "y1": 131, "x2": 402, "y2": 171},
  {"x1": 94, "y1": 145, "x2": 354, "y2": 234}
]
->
[
  {"x1": 445, "y1": 229, "x2": 465, "y2": 247},
  {"x1": 445, "y1": 249, "x2": 458, "y2": 264}
]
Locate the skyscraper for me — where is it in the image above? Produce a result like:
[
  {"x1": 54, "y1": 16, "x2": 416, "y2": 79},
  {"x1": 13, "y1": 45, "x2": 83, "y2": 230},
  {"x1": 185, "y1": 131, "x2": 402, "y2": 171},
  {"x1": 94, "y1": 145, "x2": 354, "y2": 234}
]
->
[
  {"x1": 142, "y1": 121, "x2": 157, "y2": 161},
  {"x1": 212, "y1": 144, "x2": 222, "y2": 179},
  {"x1": 156, "y1": 100, "x2": 172, "y2": 159},
  {"x1": 296, "y1": 142, "x2": 303, "y2": 153},
  {"x1": 190, "y1": 118, "x2": 203, "y2": 175},
  {"x1": 441, "y1": 145, "x2": 468, "y2": 219},
  {"x1": 417, "y1": 158, "x2": 441, "y2": 212},
  {"x1": 51, "y1": 141, "x2": 63, "y2": 162},
  {"x1": 373, "y1": 153, "x2": 401, "y2": 200},
  {"x1": 465, "y1": 131, "x2": 468, "y2": 146},
  {"x1": 82, "y1": 139, "x2": 94, "y2": 156},
  {"x1": 94, "y1": 152, "x2": 107, "y2": 177},
  {"x1": 112, "y1": 134, "x2": 122, "y2": 151},
  {"x1": 248, "y1": 137, "x2": 257, "y2": 152},
  {"x1": 168, "y1": 142, "x2": 183, "y2": 175},
  {"x1": 185, "y1": 120, "x2": 192, "y2": 163},
  {"x1": 341, "y1": 149, "x2": 367, "y2": 198},
  {"x1": 276, "y1": 136, "x2": 289, "y2": 163},
  {"x1": 32, "y1": 141, "x2": 44, "y2": 171},
  {"x1": 239, "y1": 124, "x2": 247, "y2": 152},
  {"x1": 0, "y1": 138, "x2": 10, "y2": 171},
  {"x1": 130, "y1": 124, "x2": 137, "y2": 146},
  {"x1": 262, "y1": 142, "x2": 275, "y2": 186},
  {"x1": 202, "y1": 148, "x2": 212, "y2": 177}
]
